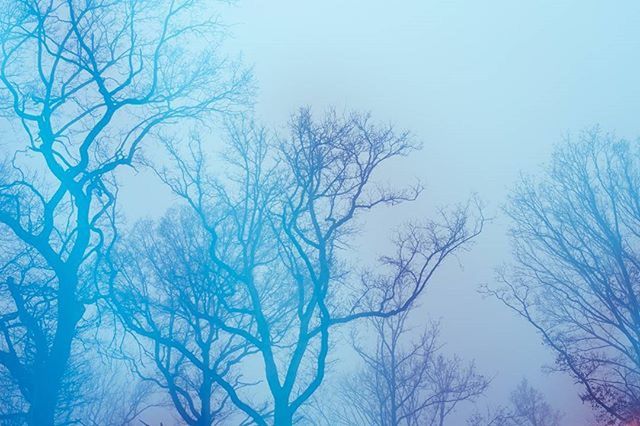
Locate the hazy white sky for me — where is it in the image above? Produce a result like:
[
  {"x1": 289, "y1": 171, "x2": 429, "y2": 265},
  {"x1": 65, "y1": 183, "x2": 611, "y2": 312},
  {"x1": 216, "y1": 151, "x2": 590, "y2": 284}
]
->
[{"x1": 215, "y1": 1, "x2": 640, "y2": 423}]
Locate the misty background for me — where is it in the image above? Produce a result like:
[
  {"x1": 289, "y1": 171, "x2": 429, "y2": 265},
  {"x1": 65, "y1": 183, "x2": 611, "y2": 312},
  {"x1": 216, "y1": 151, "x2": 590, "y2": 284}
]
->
[{"x1": 118, "y1": 1, "x2": 640, "y2": 423}]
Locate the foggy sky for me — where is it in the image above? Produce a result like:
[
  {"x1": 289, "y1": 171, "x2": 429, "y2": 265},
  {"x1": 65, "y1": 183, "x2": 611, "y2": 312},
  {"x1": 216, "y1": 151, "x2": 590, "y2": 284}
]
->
[
  {"x1": 223, "y1": 1, "x2": 640, "y2": 424},
  {"x1": 118, "y1": 1, "x2": 640, "y2": 423}
]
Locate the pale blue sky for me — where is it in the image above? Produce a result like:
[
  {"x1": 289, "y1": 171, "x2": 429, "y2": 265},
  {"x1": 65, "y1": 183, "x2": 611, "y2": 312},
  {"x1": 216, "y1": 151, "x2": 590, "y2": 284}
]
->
[
  {"x1": 118, "y1": 1, "x2": 640, "y2": 423},
  {"x1": 219, "y1": 1, "x2": 640, "y2": 423}
]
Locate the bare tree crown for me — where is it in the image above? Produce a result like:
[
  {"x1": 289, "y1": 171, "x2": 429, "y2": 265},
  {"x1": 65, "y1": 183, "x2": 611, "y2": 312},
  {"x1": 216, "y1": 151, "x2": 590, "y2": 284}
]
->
[{"x1": 489, "y1": 130, "x2": 640, "y2": 424}]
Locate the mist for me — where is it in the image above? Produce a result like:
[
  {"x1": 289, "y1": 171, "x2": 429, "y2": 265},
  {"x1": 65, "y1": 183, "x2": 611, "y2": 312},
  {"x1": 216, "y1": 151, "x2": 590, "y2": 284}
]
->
[{"x1": 1, "y1": 1, "x2": 639, "y2": 425}]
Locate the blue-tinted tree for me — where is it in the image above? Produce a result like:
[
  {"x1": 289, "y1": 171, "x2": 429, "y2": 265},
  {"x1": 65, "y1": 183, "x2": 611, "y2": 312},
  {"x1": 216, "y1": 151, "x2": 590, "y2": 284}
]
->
[
  {"x1": 126, "y1": 110, "x2": 484, "y2": 426},
  {"x1": 337, "y1": 308, "x2": 488, "y2": 425},
  {"x1": 112, "y1": 206, "x2": 256, "y2": 426},
  {"x1": 468, "y1": 379, "x2": 562, "y2": 426},
  {"x1": 0, "y1": 0, "x2": 249, "y2": 423},
  {"x1": 488, "y1": 131, "x2": 640, "y2": 424}
]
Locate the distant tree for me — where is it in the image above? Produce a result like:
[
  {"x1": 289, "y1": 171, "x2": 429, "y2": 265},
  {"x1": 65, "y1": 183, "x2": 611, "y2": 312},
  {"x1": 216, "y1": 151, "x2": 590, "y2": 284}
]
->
[
  {"x1": 487, "y1": 130, "x2": 640, "y2": 424},
  {"x1": 112, "y1": 207, "x2": 254, "y2": 426},
  {"x1": 73, "y1": 358, "x2": 154, "y2": 426},
  {"x1": 335, "y1": 308, "x2": 488, "y2": 426},
  {"x1": 0, "y1": 0, "x2": 249, "y2": 423},
  {"x1": 119, "y1": 110, "x2": 484, "y2": 426},
  {"x1": 468, "y1": 379, "x2": 562, "y2": 426},
  {"x1": 507, "y1": 379, "x2": 562, "y2": 426}
]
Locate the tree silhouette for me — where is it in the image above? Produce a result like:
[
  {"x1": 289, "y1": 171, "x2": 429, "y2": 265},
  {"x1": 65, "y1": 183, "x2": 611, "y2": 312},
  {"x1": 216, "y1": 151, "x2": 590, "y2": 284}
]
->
[
  {"x1": 488, "y1": 130, "x2": 640, "y2": 424},
  {"x1": 118, "y1": 110, "x2": 484, "y2": 425},
  {"x1": 113, "y1": 207, "x2": 254, "y2": 426},
  {"x1": 468, "y1": 379, "x2": 562, "y2": 426},
  {"x1": 334, "y1": 303, "x2": 487, "y2": 425},
  {"x1": 0, "y1": 0, "x2": 249, "y2": 423}
]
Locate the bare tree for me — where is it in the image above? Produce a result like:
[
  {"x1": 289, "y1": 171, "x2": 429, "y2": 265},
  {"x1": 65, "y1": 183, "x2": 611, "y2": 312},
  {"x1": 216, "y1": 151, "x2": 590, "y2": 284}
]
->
[
  {"x1": 112, "y1": 207, "x2": 255, "y2": 426},
  {"x1": 0, "y1": 0, "x2": 249, "y2": 423},
  {"x1": 468, "y1": 379, "x2": 562, "y2": 426},
  {"x1": 73, "y1": 357, "x2": 155, "y2": 426},
  {"x1": 129, "y1": 110, "x2": 484, "y2": 426},
  {"x1": 486, "y1": 130, "x2": 640, "y2": 424},
  {"x1": 332, "y1": 305, "x2": 487, "y2": 426}
]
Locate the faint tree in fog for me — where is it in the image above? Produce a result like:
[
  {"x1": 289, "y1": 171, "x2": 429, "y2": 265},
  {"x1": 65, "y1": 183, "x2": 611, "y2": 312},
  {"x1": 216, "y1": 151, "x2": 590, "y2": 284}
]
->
[
  {"x1": 112, "y1": 207, "x2": 255, "y2": 426},
  {"x1": 128, "y1": 110, "x2": 484, "y2": 426},
  {"x1": 468, "y1": 379, "x2": 562, "y2": 426},
  {"x1": 0, "y1": 0, "x2": 249, "y2": 423},
  {"x1": 486, "y1": 130, "x2": 640, "y2": 424},
  {"x1": 334, "y1": 302, "x2": 487, "y2": 425},
  {"x1": 75, "y1": 359, "x2": 154, "y2": 426},
  {"x1": 507, "y1": 379, "x2": 562, "y2": 426}
]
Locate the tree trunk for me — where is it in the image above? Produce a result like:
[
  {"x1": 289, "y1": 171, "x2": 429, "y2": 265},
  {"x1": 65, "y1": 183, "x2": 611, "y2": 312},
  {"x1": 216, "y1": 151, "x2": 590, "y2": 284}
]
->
[
  {"x1": 28, "y1": 381, "x2": 58, "y2": 426},
  {"x1": 273, "y1": 403, "x2": 293, "y2": 426},
  {"x1": 198, "y1": 375, "x2": 212, "y2": 426},
  {"x1": 27, "y1": 289, "x2": 84, "y2": 426}
]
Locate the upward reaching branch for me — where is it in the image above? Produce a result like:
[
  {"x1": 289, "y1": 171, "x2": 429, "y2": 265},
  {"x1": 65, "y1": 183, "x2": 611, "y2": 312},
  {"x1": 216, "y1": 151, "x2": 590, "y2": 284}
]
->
[
  {"x1": 120, "y1": 109, "x2": 483, "y2": 426},
  {"x1": 487, "y1": 130, "x2": 640, "y2": 424},
  {"x1": 0, "y1": 1, "x2": 249, "y2": 423}
]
